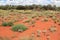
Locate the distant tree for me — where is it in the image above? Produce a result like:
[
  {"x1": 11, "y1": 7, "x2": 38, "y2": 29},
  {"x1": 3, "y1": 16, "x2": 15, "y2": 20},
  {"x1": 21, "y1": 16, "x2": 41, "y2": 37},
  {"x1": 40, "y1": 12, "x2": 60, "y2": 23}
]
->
[{"x1": 0, "y1": 4, "x2": 59, "y2": 11}]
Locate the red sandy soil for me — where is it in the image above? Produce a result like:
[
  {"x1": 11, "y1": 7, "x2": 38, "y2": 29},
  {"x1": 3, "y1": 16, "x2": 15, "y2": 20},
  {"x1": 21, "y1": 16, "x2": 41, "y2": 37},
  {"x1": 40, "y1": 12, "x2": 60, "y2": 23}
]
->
[{"x1": 0, "y1": 17, "x2": 60, "y2": 40}]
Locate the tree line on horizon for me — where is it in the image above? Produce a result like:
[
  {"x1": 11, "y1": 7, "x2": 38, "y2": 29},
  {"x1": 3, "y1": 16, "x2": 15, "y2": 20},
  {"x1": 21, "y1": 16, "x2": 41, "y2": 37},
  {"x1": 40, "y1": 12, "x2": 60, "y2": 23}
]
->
[{"x1": 0, "y1": 4, "x2": 60, "y2": 11}]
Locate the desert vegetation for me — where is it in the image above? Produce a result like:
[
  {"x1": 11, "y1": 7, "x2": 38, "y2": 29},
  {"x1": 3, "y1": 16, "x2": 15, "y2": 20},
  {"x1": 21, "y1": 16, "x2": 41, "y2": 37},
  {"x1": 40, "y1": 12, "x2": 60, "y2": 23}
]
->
[{"x1": 0, "y1": 4, "x2": 60, "y2": 40}]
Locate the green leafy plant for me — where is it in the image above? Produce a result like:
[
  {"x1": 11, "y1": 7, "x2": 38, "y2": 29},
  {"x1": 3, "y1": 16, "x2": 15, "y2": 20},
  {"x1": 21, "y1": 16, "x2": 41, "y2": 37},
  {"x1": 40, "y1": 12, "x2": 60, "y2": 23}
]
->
[
  {"x1": 2, "y1": 22, "x2": 8, "y2": 26},
  {"x1": 12, "y1": 24, "x2": 28, "y2": 32}
]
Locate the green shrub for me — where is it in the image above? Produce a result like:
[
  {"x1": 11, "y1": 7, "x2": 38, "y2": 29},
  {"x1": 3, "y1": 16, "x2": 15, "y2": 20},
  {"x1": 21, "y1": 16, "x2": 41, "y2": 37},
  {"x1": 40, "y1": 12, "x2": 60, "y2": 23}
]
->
[
  {"x1": 2, "y1": 22, "x2": 14, "y2": 26},
  {"x1": 12, "y1": 24, "x2": 28, "y2": 32},
  {"x1": 8, "y1": 22, "x2": 14, "y2": 26},
  {"x1": 2, "y1": 22, "x2": 8, "y2": 26}
]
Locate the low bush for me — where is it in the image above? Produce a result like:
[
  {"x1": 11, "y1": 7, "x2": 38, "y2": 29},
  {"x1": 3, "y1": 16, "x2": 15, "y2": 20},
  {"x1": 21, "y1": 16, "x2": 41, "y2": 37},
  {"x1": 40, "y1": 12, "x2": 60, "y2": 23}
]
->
[
  {"x1": 2, "y1": 22, "x2": 14, "y2": 26},
  {"x1": 2, "y1": 22, "x2": 8, "y2": 26},
  {"x1": 11, "y1": 24, "x2": 28, "y2": 32},
  {"x1": 8, "y1": 22, "x2": 14, "y2": 26}
]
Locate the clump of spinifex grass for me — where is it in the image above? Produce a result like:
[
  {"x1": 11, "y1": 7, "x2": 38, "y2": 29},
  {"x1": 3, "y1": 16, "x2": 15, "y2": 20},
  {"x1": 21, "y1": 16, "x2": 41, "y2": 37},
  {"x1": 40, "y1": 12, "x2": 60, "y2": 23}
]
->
[
  {"x1": 24, "y1": 19, "x2": 31, "y2": 23},
  {"x1": 31, "y1": 16, "x2": 37, "y2": 19},
  {"x1": 29, "y1": 20, "x2": 36, "y2": 27},
  {"x1": 51, "y1": 16, "x2": 57, "y2": 21},
  {"x1": 36, "y1": 17, "x2": 40, "y2": 20},
  {"x1": 49, "y1": 26, "x2": 57, "y2": 33},
  {"x1": 37, "y1": 30, "x2": 41, "y2": 37},
  {"x1": 42, "y1": 29, "x2": 47, "y2": 35},
  {"x1": 46, "y1": 34, "x2": 50, "y2": 40},
  {"x1": 41, "y1": 17, "x2": 48, "y2": 22}
]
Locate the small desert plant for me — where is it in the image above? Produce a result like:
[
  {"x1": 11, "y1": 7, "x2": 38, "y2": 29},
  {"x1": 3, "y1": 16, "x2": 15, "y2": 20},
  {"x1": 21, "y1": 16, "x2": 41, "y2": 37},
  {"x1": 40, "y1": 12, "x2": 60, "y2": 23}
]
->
[
  {"x1": 2, "y1": 22, "x2": 14, "y2": 26},
  {"x1": 24, "y1": 19, "x2": 31, "y2": 23},
  {"x1": 46, "y1": 34, "x2": 50, "y2": 40},
  {"x1": 31, "y1": 21, "x2": 35, "y2": 24},
  {"x1": 29, "y1": 21, "x2": 35, "y2": 26},
  {"x1": 37, "y1": 30, "x2": 41, "y2": 37},
  {"x1": 31, "y1": 33, "x2": 35, "y2": 37},
  {"x1": 8, "y1": 22, "x2": 14, "y2": 26},
  {"x1": 2, "y1": 22, "x2": 8, "y2": 26},
  {"x1": 11, "y1": 24, "x2": 28, "y2": 32},
  {"x1": 49, "y1": 26, "x2": 57, "y2": 33},
  {"x1": 42, "y1": 29, "x2": 47, "y2": 35},
  {"x1": 52, "y1": 16, "x2": 57, "y2": 20},
  {"x1": 41, "y1": 18, "x2": 48, "y2": 22},
  {"x1": 36, "y1": 17, "x2": 39, "y2": 20},
  {"x1": 31, "y1": 16, "x2": 36, "y2": 19},
  {"x1": 23, "y1": 12, "x2": 32, "y2": 14}
]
